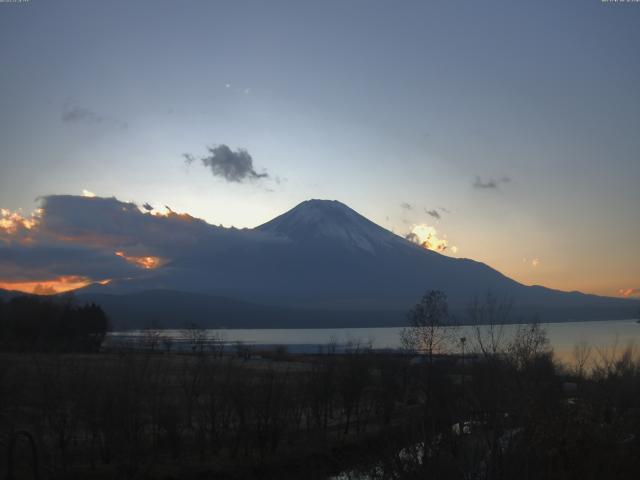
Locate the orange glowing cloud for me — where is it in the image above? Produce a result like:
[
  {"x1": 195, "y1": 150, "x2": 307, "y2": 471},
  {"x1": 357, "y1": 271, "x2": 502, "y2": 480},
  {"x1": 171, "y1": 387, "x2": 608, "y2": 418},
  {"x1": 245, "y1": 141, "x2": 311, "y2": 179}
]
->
[
  {"x1": 0, "y1": 196, "x2": 194, "y2": 296},
  {"x1": 0, "y1": 208, "x2": 41, "y2": 235},
  {"x1": 406, "y1": 224, "x2": 454, "y2": 254},
  {"x1": 0, "y1": 276, "x2": 109, "y2": 295},
  {"x1": 619, "y1": 288, "x2": 640, "y2": 299},
  {"x1": 115, "y1": 251, "x2": 164, "y2": 269}
]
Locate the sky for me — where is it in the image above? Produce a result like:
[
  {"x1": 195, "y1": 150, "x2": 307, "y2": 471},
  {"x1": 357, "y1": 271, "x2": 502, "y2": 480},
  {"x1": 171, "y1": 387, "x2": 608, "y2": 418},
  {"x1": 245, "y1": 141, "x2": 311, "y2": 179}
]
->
[{"x1": 0, "y1": 0, "x2": 639, "y2": 298}]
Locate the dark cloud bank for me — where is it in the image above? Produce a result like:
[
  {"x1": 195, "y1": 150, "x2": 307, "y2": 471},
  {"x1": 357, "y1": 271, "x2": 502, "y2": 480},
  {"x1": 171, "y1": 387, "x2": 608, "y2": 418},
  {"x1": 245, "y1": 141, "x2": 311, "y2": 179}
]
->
[{"x1": 0, "y1": 195, "x2": 278, "y2": 284}]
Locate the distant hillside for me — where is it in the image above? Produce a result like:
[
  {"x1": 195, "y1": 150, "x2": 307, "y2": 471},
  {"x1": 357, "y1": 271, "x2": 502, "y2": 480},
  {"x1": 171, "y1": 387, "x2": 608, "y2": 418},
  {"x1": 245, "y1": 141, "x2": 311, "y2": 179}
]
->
[
  {"x1": 75, "y1": 290, "x2": 406, "y2": 330},
  {"x1": 3, "y1": 286, "x2": 637, "y2": 330}
]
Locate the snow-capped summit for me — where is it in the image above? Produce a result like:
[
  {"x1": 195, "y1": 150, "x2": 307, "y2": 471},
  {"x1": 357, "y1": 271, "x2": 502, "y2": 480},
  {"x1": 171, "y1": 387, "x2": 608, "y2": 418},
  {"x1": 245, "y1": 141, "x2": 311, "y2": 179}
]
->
[{"x1": 256, "y1": 199, "x2": 403, "y2": 253}]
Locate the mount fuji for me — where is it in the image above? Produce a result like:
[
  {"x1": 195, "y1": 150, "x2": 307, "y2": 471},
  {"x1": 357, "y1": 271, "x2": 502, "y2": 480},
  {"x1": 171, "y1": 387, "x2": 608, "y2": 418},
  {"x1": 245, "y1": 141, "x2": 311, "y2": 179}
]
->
[{"x1": 72, "y1": 199, "x2": 636, "y2": 328}]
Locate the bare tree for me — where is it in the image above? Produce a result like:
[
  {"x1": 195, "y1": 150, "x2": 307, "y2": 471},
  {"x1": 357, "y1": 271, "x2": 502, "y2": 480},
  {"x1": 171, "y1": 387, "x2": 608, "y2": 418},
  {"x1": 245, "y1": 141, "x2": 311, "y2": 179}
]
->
[
  {"x1": 208, "y1": 330, "x2": 226, "y2": 358},
  {"x1": 572, "y1": 340, "x2": 593, "y2": 377},
  {"x1": 142, "y1": 328, "x2": 161, "y2": 353},
  {"x1": 593, "y1": 335, "x2": 620, "y2": 376},
  {"x1": 325, "y1": 335, "x2": 338, "y2": 355},
  {"x1": 400, "y1": 290, "x2": 455, "y2": 363},
  {"x1": 179, "y1": 355, "x2": 207, "y2": 429},
  {"x1": 180, "y1": 323, "x2": 208, "y2": 354},
  {"x1": 467, "y1": 293, "x2": 512, "y2": 358},
  {"x1": 507, "y1": 319, "x2": 551, "y2": 369}
]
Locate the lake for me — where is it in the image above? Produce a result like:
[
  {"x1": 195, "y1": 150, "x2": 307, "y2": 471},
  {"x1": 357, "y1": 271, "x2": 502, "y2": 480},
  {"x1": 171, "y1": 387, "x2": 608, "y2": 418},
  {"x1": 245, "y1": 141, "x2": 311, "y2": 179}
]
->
[{"x1": 107, "y1": 318, "x2": 640, "y2": 365}]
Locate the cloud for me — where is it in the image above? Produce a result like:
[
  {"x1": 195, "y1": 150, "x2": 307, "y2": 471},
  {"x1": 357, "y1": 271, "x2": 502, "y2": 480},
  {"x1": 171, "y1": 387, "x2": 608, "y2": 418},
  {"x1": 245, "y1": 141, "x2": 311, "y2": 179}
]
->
[
  {"x1": 33, "y1": 283, "x2": 59, "y2": 295},
  {"x1": 404, "y1": 224, "x2": 449, "y2": 253},
  {"x1": 0, "y1": 275, "x2": 98, "y2": 296},
  {"x1": 185, "y1": 145, "x2": 269, "y2": 183},
  {"x1": 400, "y1": 202, "x2": 413, "y2": 211},
  {"x1": 425, "y1": 209, "x2": 441, "y2": 220},
  {"x1": 0, "y1": 195, "x2": 285, "y2": 294},
  {"x1": 473, "y1": 175, "x2": 511, "y2": 190},
  {"x1": 37, "y1": 195, "x2": 212, "y2": 253},
  {"x1": 0, "y1": 197, "x2": 192, "y2": 285},
  {"x1": 62, "y1": 104, "x2": 128, "y2": 130},
  {"x1": 523, "y1": 257, "x2": 541, "y2": 268},
  {"x1": 0, "y1": 242, "x2": 140, "y2": 282},
  {"x1": 619, "y1": 288, "x2": 640, "y2": 299},
  {"x1": 1, "y1": 207, "x2": 40, "y2": 236}
]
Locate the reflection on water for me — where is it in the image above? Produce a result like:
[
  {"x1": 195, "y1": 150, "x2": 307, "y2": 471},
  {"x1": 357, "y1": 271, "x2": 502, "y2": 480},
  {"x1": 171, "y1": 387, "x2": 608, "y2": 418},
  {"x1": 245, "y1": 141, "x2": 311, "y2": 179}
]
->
[{"x1": 107, "y1": 319, "x2": 640, "y2": 365}]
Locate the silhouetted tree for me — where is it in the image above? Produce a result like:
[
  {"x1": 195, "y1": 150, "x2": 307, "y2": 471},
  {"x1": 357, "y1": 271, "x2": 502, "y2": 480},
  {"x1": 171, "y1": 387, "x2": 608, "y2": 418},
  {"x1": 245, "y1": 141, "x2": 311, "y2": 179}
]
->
[
  {"x1": 468, "y1": 292, "x2": 512, "y2": 359},
  {"x1": 400, "y1": 290, "x2": 455, "y2": 362}
]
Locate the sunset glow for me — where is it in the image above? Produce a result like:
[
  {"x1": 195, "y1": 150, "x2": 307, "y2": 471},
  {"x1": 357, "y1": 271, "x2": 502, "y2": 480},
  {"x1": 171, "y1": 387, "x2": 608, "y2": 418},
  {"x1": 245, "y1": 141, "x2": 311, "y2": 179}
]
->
[
  {"x1": 153, "y1": 207, "x2": 200, "y2": 223},
  {"x1": 0, "y1": 275, "x2": 105, "y2": 295},
  {"x1": 115, "y1": 251, "x2": 164, "y2": 269},
  {"x1": 619, "y1": 288, "x2": 640, "y2": 299},
  {"x1": 406, "y1": 224, "x2": 451, "y2": 253}
]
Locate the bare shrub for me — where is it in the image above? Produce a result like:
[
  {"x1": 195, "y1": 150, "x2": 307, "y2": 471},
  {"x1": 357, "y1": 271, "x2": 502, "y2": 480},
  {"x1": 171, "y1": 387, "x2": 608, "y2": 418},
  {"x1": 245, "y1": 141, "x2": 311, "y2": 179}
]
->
[
  {"x1": 467, "y1": 293, "x2": 512, "y2": 358},
  {"x1": 507, "y1": 320, "x2": 551, "y2": 370},
  {"x1": 572, "y1": 340, "x2": 593, "y2": 377}
]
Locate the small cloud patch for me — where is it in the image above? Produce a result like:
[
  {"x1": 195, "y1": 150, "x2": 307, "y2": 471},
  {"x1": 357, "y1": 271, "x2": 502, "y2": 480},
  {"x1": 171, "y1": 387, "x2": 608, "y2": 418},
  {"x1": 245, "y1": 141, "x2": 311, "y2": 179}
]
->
[
  {"x1": 473, "y1": 175, "x2": 511, "y2": 190},
  {"x1": 62, "y1": 104, "x2": 128, "y2": 130},
  {"x1": 619, "y1": 288, "x2": 640, "y2": 298},
  {"x1": 425, "y1": 209, "x2": 441, "y2": 220},
  {"x1": 184, "y1": 144, "x2": 269, "y2": 183}
]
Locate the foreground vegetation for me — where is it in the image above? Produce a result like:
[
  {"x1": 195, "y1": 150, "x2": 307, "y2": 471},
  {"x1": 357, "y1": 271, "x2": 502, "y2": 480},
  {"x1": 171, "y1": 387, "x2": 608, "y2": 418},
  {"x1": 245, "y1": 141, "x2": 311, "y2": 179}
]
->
[{"x1": 1, "y1": 293, "x2": 640, "y2": 479}]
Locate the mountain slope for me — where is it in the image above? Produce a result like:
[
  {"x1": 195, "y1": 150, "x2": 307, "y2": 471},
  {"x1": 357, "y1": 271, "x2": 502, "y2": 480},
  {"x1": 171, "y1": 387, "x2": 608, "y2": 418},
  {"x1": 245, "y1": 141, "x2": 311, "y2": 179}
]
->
[{"x1": 36, "y1": 199, "x2": 640, "y2": 327}]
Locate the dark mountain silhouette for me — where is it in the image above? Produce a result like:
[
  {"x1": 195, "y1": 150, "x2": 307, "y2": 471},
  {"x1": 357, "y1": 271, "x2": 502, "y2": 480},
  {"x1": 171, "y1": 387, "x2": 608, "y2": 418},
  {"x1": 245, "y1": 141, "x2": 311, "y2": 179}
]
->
[{"x1": 4, "y1": 200, "x2": 637, "y2": 328}]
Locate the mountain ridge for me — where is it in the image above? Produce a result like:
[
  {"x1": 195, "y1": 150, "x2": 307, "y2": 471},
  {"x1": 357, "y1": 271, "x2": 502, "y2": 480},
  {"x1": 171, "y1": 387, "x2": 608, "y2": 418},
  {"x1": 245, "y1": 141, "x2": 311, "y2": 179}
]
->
[{"x1": 2, "y1": 199, "x2": 637, "y2": 327}]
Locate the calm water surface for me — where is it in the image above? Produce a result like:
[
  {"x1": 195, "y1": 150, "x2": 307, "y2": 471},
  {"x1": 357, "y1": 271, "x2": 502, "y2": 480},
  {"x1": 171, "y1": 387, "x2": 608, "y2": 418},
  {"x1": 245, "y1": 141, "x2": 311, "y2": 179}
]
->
[{"x1": 109, "y1": 319, "x2": 640, "y2": 363}]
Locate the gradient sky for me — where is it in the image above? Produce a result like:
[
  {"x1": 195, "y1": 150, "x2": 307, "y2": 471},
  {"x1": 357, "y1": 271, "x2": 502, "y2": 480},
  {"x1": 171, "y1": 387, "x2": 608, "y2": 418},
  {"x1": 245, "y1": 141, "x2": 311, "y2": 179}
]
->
[{"x1": 1, "y1": 0, "x2": 639, "y2": 298}]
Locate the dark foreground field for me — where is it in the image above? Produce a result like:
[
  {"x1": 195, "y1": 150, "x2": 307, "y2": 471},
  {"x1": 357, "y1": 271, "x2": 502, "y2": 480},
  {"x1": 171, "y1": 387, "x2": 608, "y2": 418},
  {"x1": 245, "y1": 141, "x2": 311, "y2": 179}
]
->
[{"x1": 3, "y1": 332, "x2": 640, "y2": 480}]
